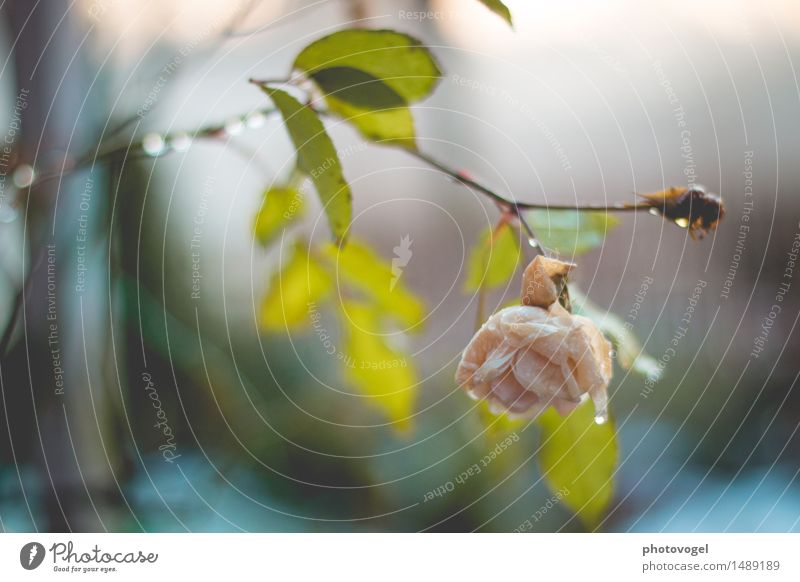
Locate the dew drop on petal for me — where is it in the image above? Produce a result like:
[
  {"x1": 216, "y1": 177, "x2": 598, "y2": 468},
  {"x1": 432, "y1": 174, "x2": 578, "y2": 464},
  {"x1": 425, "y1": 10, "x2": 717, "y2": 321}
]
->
[
  {"x1": 591, "y1": 391, "x2": 609, "y2": 425},
  {"x1": 142, "y1": 133, "x2": 166, "y2": 156}
]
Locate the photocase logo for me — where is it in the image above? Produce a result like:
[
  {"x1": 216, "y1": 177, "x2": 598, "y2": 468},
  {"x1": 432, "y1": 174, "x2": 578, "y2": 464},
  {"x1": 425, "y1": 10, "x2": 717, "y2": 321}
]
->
[
  {"x1": 390, "y1": 235, "x2": 413, "y2": 291},
  {"x1": 19, "y1": 542, "x2": 45, "y2": 570}
]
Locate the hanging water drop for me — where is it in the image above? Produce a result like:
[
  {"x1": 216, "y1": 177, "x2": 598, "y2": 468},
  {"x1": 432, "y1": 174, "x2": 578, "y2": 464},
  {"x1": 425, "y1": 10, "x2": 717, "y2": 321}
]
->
[
  {"x1": 675, "y1": 217, "x2": 690, "y2": 228},
  {"x1": 245, "y1": 111, "x2": 266, "y2": 129},
  {"x1": 224, "y1": 118, "x2": 244, "y2": 136},
  {"x1": 12, "y1": 164, "x2": 35, "y2": 188},
  {"x1": 591, "y1": 392, "x2": 609, "y2": 425},
  {"x1": 648, "y1": 207, "x2": 660, "y2": 216},
  {"x1": 142, "y1": 133, "x2": 166, "y2": 156},
  {"x1": 170, "y1": 133, "x2": 192, "y2": 153},
  {"x1": 0, "y1": 201, "x2": 19, "y2": 223},
  {"x1": 528, "y1": 237, "x2": 539, "y2": 248}
]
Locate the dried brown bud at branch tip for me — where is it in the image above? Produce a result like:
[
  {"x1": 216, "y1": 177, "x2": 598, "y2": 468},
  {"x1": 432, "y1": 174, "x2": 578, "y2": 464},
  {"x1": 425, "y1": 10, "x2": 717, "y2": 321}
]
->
[{"x1": 640, "y1": 185, "x2": 725, "y2": 239}]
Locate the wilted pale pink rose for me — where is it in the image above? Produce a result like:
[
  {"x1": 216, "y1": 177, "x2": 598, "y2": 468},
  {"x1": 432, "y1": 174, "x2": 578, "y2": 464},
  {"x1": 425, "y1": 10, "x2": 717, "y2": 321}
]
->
[{"x1": 455, "y1": 256, "x2": 612, "y2": 419}]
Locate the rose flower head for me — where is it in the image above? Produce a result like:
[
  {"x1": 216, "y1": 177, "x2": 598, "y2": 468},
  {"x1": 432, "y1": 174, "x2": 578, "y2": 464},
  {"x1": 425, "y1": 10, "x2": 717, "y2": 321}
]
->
[
  {"x1": 639, "y1": 185, "x2": 725, "y2": 239},
  {"x1": 455, "y1": 256, "x2": 612, "y2": 420}
]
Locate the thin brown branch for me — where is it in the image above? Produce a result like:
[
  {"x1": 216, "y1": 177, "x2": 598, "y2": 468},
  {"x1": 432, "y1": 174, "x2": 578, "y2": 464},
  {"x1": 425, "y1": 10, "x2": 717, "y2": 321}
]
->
[{"x1": 405, "y1": 149, "x2": 650, "y2": 213}]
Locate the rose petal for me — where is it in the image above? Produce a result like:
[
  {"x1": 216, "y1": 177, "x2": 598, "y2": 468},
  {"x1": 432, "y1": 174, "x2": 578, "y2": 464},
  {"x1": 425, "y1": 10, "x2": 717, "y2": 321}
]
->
[{"x1": 551, "y1": 396, "x2": 581, "y2": 416}]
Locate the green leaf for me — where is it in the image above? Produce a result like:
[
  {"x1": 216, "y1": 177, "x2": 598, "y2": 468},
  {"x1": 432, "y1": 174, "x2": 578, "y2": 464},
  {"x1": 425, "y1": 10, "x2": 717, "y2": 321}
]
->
[
  {"x1": 341, "y1": 301, "x2": 417, "y2": 430},
  {"x1": 312, "y1": 67, "x2": 416, "y2": 147},
  {"x1": 310, "y1": 67, "x2": 407, "y2": 109},
  {"x1": 464, "y1": 222, "x2": 521, "y2": 292},
  {"x1": 528, "y1": 210, "x2": 619, "y2": 257},
  {"x1": 260, "y1": 242, "x2": 333, "y2": 330},
  {"x1": 538, "y1": 401, "x2": 618, "y2": 529},
  {"x1": 327, "y1": 98, "x2": 416, "y2": 147},
  {"x1": 323, "y1": 238, "x2": 425, "y2": 329},
  {"x1": 570, "y1": 287, "x2": 662, "y2": 380},
  {"x1": 476, "y1": 0, "x2": 513, "y2": 27},
  {"x1": 264, "y1": 87, "x2": 352, "y2": 242},
  {"x1": 294, "y1": 29, "x2": 442, "y2": 104},
  {"x1": 254, "y1": 186, "x2": 304, "y2": 245}
]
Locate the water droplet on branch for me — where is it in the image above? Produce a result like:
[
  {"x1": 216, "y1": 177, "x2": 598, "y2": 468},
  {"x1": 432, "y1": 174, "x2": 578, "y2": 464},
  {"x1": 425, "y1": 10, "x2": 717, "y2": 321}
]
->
[
  {"x1": 245, "y1": 111, "x2": 266, "y2": 129},
  {"x1": 142, "y1": 133, "x2": 166, "y2": 157},
  {"x1": 224, "y1": 118, "x2": 244, "y2": 136},
  {"x1": 170, "y1": 133, "x2": 192, "y2": 153},
  {"x1": 0, "y1": 201, "x2": 19, "y2": 223},
  {"x1": 12, "y1": 164, "x2": 35, "y2": 188}
]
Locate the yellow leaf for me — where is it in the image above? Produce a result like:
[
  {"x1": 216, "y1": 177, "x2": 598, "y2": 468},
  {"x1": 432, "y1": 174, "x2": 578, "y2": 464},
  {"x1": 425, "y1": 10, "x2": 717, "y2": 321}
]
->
[
  {"x1": 260, "y1": 243, "x2": 332, "y2": 330},
  {"x1": 538, "y1": 401, "x2": 618, "y2": 529},
  {"x1": 341, "y1": 301, "x2": 417, "y2": 430},
  {"x1": 264, "y1": 87, "x2": 352, "y2": 242},
  {"x1": 307, "y1": 67, "x2": 417, "y2": 148},
  {"x1": 327, "y1": 93, "x2": 416, "y2": 149},
  {"x1": 254, "y1": 187, "x2": 304, "y2": 245},
  {"x1": 323, "y1": 238, "x2": 425, "y2": 329},
  {"x1": 464, "y1": 222, "x2": 521, "y2": 292}
]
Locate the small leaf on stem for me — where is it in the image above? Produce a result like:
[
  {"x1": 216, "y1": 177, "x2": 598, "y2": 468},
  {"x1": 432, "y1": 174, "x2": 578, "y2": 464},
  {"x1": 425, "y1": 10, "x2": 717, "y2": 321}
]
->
[
  {"x1": 528, "y1": 210, "x2": 619, "y2": 257},
  {"x1": 476, "y1": 0, "x2": 514, "y2": 27},
  {"x1": 312, "y1": 68, "x2": 416, "y2": 147},
  {"x1": 294, "y1": 29, "x2": 442, "y2": 103},
  {"x1": 263, "y1": 87, "x2": 352, "y2": 242},
  {"x1": 464, "y1": 222, "x2": 521, "y2": 292}
]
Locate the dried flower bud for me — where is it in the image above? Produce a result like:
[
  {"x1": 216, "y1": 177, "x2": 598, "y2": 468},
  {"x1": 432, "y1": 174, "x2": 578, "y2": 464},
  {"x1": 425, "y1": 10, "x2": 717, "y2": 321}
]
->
[
  {"x1": 640, "y1": 185, "x2": 725, "y2": 239},
  {"x1": 521, "y1": 256, "x2": 575, "y2": 308}
]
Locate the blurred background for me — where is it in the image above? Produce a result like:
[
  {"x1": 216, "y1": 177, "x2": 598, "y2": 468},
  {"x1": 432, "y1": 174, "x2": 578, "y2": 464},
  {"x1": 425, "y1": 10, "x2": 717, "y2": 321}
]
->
[{"x1": 1, "y1": 0, "x2": 799, "y2": 532}]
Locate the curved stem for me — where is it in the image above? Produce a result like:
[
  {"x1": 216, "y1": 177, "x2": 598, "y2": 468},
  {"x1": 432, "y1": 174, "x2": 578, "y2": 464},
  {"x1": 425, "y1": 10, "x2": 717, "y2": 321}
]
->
[
  {"x1": 248, "y1": 78, "x2": 292, "y2": 86},
  {"x1": 28, "y1": 106, "x2": 279, "y2": 187},
  {"x1": 405, "y1": 148, "x2": 650, "y2": 213},
  {"x1": 27, "y1": 97, "x2": 652, "y2": 222}
]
